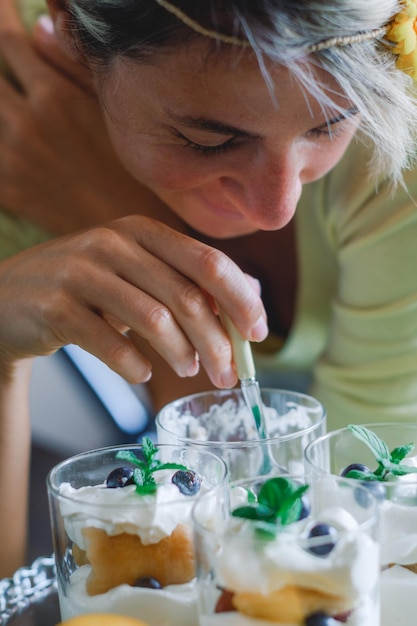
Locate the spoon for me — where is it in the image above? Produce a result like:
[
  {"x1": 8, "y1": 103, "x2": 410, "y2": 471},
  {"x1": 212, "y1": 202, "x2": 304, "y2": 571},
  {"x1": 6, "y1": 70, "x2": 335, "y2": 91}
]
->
[{"x1": 219, "y1": 312, "x2": 271, "y2": 471}]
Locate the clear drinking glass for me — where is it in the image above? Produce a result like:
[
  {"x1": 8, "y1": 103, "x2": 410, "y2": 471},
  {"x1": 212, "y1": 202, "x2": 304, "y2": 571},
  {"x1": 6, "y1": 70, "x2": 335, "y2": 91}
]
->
[
  {"x1": 192, "y1": 472, "x2": 380, "y2": 626},
  {"x1": 304, "y1": 422, "x2": 417, "y2": 626},
  {"x1": 156, "y1": 388, "x2": 326, "y2": 480},
  {"x1": 47, "y1": 442, "x2": 227, "y2": 625}
]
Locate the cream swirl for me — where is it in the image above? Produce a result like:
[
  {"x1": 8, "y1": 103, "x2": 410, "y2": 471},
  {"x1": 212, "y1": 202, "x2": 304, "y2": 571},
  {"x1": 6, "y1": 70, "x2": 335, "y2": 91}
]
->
[{"x1": 59, "y1": 470, "x2": 199, "y2": 547}]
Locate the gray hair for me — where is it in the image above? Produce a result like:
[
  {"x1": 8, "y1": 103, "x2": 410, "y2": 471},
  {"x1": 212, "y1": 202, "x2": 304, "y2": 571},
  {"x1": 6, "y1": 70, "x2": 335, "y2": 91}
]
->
[{"x1": 62, "y1": 0, "x2": 417, "y2": 182}]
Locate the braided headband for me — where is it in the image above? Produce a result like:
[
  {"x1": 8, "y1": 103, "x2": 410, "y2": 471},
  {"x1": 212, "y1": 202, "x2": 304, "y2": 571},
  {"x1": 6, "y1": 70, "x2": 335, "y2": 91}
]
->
[{"x1": 154, "y1": 0, "x2": 417, "y2": 80}]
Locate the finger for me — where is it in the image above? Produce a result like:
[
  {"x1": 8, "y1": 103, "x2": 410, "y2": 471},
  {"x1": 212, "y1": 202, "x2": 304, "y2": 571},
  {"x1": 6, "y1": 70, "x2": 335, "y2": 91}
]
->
[
  {"x1": 78, "y1": 226, "x2": 236, "y2": 387},
  {"x1": 123, "y1": 259, "x2": 236, "y2": 387},
  {"x1": 126, "y1": 217, "x2": 269, "y2": 342},
  {"x1": 53, "y1": 304, "x2": 153, "y2": 384},
  {"x1": 76, "y1": 268, "x2": 202, "y2": 380}
]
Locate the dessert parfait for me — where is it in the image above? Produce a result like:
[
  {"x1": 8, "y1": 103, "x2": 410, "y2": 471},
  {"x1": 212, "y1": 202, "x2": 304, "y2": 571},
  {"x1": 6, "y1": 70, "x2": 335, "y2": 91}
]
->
[
  {"x1": 304, "y1": 423, "x2": 417, "y2": 626},
  {"x1": 156, "y1": 388, "x2": 326, "y2": 479},
  {"x1": 192, "y1": 473, "x2": 380, "y2": 626},
  {"x1": 47, "y1": 438, "x2": 227, "y2": 626}
]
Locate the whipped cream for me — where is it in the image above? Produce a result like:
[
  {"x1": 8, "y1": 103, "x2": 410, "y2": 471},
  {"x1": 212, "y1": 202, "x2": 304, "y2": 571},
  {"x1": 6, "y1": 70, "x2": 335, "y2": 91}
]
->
[
  {"x1": 160, "y1": 398, "x2": 312, "y2": 443},
  {"x1": 59, "y1": 565, "x2": 198, "y2": 625},
  {"x1": 195, "y1": 485, "x2": 379, "y2": 626},
  {"x1": 57, "y1": 467, "x2": 205, "y2": 626},
  {"x1": 157, "y1": 398, "x2": 314, "y2": 479},
  {"x1": 372, "y1": 470, "x2": 417, "y2": 626},
  {"x1": 214, "y1": 509, "x2": 377, "y2": 600},
  {"x1": 59, "y1": 470, "x2": 198, "y2": 547}
]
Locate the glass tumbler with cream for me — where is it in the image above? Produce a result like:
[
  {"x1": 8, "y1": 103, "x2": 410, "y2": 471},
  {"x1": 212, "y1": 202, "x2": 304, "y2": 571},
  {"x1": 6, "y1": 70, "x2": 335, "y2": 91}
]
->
[
  {"x1": 156, "y1": 387, "x2": 326, "y2": 480},
  {"x1": 304, "y1": 422, "x2": 417, "y2": 626},
  {"x1": 47, "y1": 439, "x2": 227, "y2": 625},
  {"x1": 192, "y1": 472, "x2": 380, "y2": 626}
]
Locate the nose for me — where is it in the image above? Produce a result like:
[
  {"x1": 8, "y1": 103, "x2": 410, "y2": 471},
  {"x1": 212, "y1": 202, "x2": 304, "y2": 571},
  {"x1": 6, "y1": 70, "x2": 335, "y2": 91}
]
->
[{"x1": 220, "y1": 148, "x2": 303, "y2": 231}]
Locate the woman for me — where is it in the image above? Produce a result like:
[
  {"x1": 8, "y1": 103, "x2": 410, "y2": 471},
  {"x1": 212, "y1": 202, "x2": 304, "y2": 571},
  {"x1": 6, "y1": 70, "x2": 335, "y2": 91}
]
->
[{"x1": 1, "y1": 0, "x2": 417, "y2": 574}]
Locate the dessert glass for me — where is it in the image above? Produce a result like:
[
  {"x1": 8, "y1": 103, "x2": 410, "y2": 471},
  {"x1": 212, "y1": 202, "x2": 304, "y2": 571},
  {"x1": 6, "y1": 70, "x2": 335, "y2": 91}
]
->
[
  {"x1": 47, "y1": 442, "x2": 228, "y2": 626},
  {"x1": 156, "y1": 388, "x2": 326, "y2": 480},
  {"x1": 192, "y1": 472, "x2": 380, "y2": 626},
  {"x1": 304, "y1": 422, "x2": 417, "y2": 626}
]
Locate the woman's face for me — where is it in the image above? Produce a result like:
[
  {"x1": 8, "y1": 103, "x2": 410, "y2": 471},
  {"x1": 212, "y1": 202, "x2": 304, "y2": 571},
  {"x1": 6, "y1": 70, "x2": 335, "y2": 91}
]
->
[{"x1": 96, "y1": 42, "x2": 359, "y2": 238}]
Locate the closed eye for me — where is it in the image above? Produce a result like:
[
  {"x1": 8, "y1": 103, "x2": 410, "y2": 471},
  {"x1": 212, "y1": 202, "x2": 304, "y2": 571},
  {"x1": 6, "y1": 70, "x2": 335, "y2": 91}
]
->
[
  {"x1": 182, "y1": 136, "x2": 239, "y2": 155},
  {"x1": 306, "y1": 107, "x2": 360, "y2": 140}
]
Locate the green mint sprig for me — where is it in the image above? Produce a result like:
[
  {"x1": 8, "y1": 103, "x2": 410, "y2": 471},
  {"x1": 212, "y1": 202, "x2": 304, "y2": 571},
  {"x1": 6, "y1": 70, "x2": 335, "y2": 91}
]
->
[
  {"x1": 231, "y1": 477, "x2": 309, "y2": 539},
  {"x1": 346, "y1": 424, "x2": 417, "y2": 482},
  {"x1": 115, "y1": 436, "x2": 188, "y2": 495}
]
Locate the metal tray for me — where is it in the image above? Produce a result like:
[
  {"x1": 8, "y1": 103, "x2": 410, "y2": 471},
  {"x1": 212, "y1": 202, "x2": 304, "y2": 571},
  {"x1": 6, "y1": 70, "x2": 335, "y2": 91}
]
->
[{"x1": 0, "y1": 556, "x2": 60, "y2": 626}]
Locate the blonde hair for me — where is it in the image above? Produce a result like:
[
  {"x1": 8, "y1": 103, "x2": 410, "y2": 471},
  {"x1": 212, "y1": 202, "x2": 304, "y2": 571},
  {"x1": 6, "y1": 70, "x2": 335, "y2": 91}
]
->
[{"x1": 63, "y1": 0, "x2": 417, "y2": 181}]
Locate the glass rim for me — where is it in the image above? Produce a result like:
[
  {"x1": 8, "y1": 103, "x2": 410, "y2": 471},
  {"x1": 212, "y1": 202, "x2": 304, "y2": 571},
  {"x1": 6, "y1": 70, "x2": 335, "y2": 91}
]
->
[
  {"x1": 156, "y1": 387, "x2": 326, "y2": 445},
  {"x1": 192, "y1": 472, "x2": 380, "y2": 541},
  {"x1": 46, "y1": 442, "x2": 228, "y2": 504},
  {"x1": 304, "y1": 421, "x2": 417, "y2": 485}
]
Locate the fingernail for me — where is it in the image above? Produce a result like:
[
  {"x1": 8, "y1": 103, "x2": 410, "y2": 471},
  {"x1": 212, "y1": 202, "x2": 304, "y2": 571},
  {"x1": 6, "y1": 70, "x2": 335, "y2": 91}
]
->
[
  {"x1": 250, "y1": 315, "x2": 268, "y2": 342},
  {"x1": 142, "y1": 369, "x2": 152, "y2": 382},
  {"x1": 220, "y1": 365, "x2": 238, "y2": 388},
  {"x1": 37, "y1": 15, "x2": 54, "y2": 36},
  {"x1": 186, "y1": 358, "x2": 200, "y2": 377},
  {"x1": 177, "y1": 353, "x2": 200, "y2": 378}
]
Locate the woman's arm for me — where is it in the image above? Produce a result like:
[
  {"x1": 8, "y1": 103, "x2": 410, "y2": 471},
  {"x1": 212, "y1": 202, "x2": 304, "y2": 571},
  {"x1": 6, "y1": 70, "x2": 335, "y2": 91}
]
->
[
  {"x1": 0, "y1": 357, "x2": 32, "y2": 577},
  {"x1": 0, "y1": 214, "x2": 266, "y2": 391},
  {"x1": 0, "y1": 214, "x2": 266, "y2": 573}
]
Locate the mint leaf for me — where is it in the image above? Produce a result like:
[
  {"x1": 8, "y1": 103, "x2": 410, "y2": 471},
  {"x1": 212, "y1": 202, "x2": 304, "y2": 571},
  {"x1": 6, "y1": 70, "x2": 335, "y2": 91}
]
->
[
  {"x1": 347, "y1": 424, "x2": 390, "y2": 462},
  {"x1": 114, "y1": 437, "x2": 190, "y2": 495},
  {"x1": 390, "y1": 444, "x2": 414, "y2": 464},
  {"x1": 344, "y1": 469, "x2": 384, "y2": 482},
  {"x1": 142, "y1": 436, "x2": 158, "y2": 465},
  {"x1": 386, "y1": 464, "x2": 417, "y2": 476},
  {"x1": 155, "y1": 462, "x2": 189, "y2": 472},
  {"x1": 135, "y1": 482, "x2": 158, "y2": 495},
  {"x1": 258, "y1": 477, "x2": 309, "y2": 526},
  {"x1": 347, "y1": 425, "x2": 417, "y2": 481},
  {"x1": 232, "y1": 504, "x2": 276, "y2": 522},
  {"x1": 115, "y1": 450, "x2": 143, "y2": 467},
  {"x1": 231, "y1": 477, "x2": 310, "y2": 536}
]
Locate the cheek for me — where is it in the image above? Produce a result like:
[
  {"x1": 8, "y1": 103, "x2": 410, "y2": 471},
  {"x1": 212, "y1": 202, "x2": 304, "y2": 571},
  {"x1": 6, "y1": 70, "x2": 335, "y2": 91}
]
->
[
  {"x1": 106, "y1": 124, "x2": 207, "y2": 191},
  {"x1": 303, "y1": 134, "x2": 355, "y2": 183}
]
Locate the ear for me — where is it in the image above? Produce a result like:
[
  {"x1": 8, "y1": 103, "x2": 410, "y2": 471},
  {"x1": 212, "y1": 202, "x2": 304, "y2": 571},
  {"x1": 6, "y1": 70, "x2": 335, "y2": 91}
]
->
[{"x1": 45, "y1": 0, "x2": 83, "y2": 62}]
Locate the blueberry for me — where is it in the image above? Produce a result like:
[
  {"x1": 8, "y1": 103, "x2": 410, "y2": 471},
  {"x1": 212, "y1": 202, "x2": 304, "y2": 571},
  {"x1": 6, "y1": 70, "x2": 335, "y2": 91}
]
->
[
  {"x1": 355, "y1": 480, "x2": 386, "y2": 508},
  {"x1": 307, "y1": 523, "x2": 337, "y2": 556},
  {"x1": 172, "y1": 469, "x2": 202, "y2": 496},
  {"x1": 106, "y1": 466, "x2": 134, "y2": 488},
  {"x1": 305, "y1": 611, "x2": 338, "y2": 626},
  {"x1": 340, "y1": 463, "x2": 371, "y2": 477},
  {"x1": 133, "y1": 576, "x2": 162, "y2": 589},
  {"x1": 298, "y1": 494, "x2": 311, "y2": 520}
]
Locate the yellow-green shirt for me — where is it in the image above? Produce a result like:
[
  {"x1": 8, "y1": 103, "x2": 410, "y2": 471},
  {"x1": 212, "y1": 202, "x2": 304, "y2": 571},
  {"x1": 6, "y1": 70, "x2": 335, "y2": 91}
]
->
[{"x1": 255, "y1": 137, "x2": 417, "y2": 429}]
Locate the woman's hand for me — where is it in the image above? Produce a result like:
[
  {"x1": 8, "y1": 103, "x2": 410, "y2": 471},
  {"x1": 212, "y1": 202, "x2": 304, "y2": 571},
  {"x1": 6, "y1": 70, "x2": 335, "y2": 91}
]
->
[
  {"x1": 0, "y1": 215, "x2": 268, "y2": 388},
  {"x1": 0, "y1": 0, "x2": 165, "y2": 234}
]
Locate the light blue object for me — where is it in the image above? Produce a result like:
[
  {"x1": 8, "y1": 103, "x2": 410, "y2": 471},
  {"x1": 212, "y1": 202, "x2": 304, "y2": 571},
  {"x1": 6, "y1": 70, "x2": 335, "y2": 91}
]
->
[{"x1": 63, "y1": 344, "x2": 150, "y2": 435}]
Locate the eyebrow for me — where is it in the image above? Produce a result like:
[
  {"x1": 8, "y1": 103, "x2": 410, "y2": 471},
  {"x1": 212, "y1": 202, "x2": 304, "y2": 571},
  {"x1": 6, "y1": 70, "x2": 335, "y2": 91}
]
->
[
  {"x1": 315, "y1": 106, "x2": 360, "y2": 131},
  {"x1": 164, "y1": 105, "x2": 359, "y2": 137},
  {"x1": 164, "y1": 109, "x2": 260, "y2": 139}
]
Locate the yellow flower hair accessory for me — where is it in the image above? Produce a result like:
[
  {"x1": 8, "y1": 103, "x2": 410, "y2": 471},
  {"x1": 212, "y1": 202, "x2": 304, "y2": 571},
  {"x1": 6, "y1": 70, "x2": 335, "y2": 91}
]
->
[{"x1": 386, "y1": 0, "x2": 417, "y2": 80}]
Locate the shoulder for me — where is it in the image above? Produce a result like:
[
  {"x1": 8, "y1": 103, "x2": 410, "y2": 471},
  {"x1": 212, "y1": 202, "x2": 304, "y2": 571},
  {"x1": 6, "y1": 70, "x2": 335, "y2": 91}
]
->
[{"x1": 299, "y1": 137, "x2": 417, "y2": 247}]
